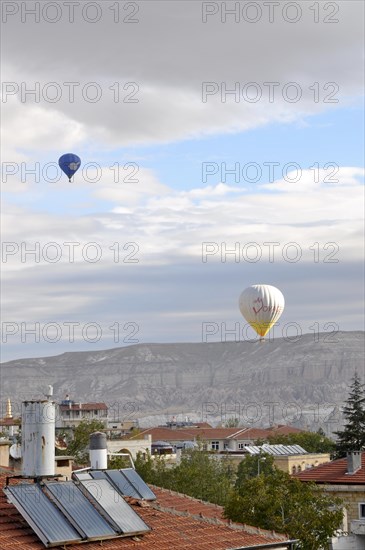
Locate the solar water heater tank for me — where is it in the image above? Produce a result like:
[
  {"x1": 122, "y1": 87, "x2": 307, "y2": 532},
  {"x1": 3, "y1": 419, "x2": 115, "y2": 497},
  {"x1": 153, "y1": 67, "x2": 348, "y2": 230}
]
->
[
  {"x1": 89, "y1": 431, "x2": 108, "y2": 469},
  {"x1": 22, "y1": 400, "x2": 56, "y2": 477}
]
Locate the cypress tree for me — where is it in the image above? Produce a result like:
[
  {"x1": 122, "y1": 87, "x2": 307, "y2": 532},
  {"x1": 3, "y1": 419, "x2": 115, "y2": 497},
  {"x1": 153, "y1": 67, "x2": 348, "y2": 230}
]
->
[{"x1": 334, "y1": 372, "x2": 365, "y2": 457}]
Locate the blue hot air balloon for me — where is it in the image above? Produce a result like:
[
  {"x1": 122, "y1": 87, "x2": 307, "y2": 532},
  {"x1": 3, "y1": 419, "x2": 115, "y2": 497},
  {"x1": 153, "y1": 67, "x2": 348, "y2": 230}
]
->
[{"x1": 58, "y1": 153, "x2": 81, "y2": 182}]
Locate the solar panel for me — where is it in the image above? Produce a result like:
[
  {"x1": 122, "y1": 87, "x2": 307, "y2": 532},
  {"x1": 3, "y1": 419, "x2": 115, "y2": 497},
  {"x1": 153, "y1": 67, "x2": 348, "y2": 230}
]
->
[
  {"x1": 73, "y1": 471, "x2": 93, "y2": 481},
  {"x1": 4, "y1": 483, "x2": 82, "y2": 548},
  {"x1": 104, "y1": 469, "x2": 141, "y2": 499},
  {"x1": 89, "y1": 469, "x2": 156, "y2": 500},
  {"x1": 80, "y1": 478, "x2": 151, "y2": 535},
  {"x1": 120, "y1": 468, "x2": 156, "y2": 500},
  {"x1": 89, "y1": 470, "x2": 108, "y2": 480},
  {"x1": 44, "y1": 481, "x2": 117, "y2": 540}
]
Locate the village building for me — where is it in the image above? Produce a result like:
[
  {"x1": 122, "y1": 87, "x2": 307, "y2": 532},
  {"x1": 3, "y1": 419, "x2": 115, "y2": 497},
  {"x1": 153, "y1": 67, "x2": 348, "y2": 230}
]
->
[
  {"x1": 129, "y1": 424, "x2": 304, "y2": 453},
  {"x1": 107, "y1": 434, "x2": 152, "y2": 460},
  {"x1": 295, "y1": 451, "x2": 365, "y2": 550},
  {"x1": 0, "y1": 399, "x2": 20, "y2": 438},
  {"x1": 57, "y1": 397, "x2": 139, "y2": 435},
  {"x1": 242, "y1": 443, "x2": 330, "y2": 474},
  {"x1": 57, "y1": 397, "x2": 109, "y2": 428}
]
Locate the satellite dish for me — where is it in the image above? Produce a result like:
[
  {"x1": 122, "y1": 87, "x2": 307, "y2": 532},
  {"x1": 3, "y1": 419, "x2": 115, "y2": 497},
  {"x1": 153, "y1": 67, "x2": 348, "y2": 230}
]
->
[{"x1": 10, "y1": 444, "x2": 22, "y2": 460}]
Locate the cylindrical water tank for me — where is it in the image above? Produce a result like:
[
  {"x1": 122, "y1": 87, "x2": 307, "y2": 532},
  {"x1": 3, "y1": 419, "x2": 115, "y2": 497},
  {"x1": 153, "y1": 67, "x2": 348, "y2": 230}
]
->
[
  {"x1": 89, "y1": 432, "x2": 107, "y2": 469},
  {"x1": 22, "y1": 401, "x2": 55, "y2": 477}
]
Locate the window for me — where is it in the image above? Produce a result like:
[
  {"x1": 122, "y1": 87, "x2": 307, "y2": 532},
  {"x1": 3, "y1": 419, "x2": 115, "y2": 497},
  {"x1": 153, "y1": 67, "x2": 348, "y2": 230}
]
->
[
  {"x1": 238, "y1": 443, "x2": 245, "y2": 450},
  {"x1": 359, "y1": 503, "x2": 365, "y2": 519},
  {"x1": 291, "y1": 465, "x2": 297, "y2": 474},
  {"x1": 56, "y1": 459, "x2": 69, "y2": 467},
  {"x1": 94, "y1": 410, "x2": 98, "y2": 415},
  {"x1": 211, "y1": 441, "x2": 219, "y2": 451}
]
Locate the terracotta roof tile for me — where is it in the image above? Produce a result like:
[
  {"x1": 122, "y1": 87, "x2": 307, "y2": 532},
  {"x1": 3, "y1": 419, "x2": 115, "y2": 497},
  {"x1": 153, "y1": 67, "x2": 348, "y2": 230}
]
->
[
  {"x1": 0, "y1": 473, "x2": 290, "y2": 549},
  {"x1": 0, "y1": 418, "x2": 21, "y2": 426},
  {"x1": 59, "y1": 402, "x2": 107, "y2": 411},
  {"x1": 131, "y1": 426, "x2": 301, "y2": 443},
  {"x1": 294, "y1": 452, "x2": 365, "y2": 484}
]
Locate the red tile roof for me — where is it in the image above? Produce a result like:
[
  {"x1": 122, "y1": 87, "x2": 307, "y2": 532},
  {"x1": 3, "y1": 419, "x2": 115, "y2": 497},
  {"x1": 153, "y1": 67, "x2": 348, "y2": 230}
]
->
[
  {"x1": 130, "y1": 426, "x2": 302, "y2": 443},
  {"x1": 191, "y1": 422, "x2": 213, "y2": 428},
  {"x1": 59, "y1": 402, "x2": 107, "y2": 412},
  {"x1": 0, "y1": 473, "x2": 290, "y2": 549},
  {"x1": 0, "y1": 418, "x2": 20, "y2": 426},
  {"x1": 294, "y1": 452, "x2": 365, "y2": 484}
]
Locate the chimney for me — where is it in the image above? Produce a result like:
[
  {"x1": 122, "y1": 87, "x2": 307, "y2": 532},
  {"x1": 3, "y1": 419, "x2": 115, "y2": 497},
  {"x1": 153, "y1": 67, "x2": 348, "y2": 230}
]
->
[
  {"x1": 346, "y1": 451, "x2": 362, "y2": 474},
  {"x1": 22, "y1": 399, "x2": 55, "y2": 477},
  {"x1": 89, "y1": 432, "x2": 107, "y2": 469}
]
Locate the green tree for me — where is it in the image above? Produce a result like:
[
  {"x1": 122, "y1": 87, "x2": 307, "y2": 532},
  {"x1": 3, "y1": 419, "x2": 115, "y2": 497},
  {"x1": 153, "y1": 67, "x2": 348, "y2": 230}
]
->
[
  {"x1": 108, "y1": 455, "x2": 132, "y2": 469},
  {"x1": 134, "y1": 450, "x2": 156, "y2": 483},
  {"x1": 172, "y1": 446, "x2": 235, "y2": 505},
  {"x1": 64, "y1": 420, "x2": 105, "y2": 465},
  {"x1": 134, "y1": 451, "x2": 174, "y2": 488},
  {"x1": 134, "y1": 446, "x2": 234, "y2": 506},
  {"x1": 225, "y1": 468, "x2": 344, "y2": 550},
  {"x1": 235, "y1": 453, "x2": 275, "y2": 485},
  {"x1": 256, "y1": 430, "x2": 336, "y2": 454},
  {"x1": 224, "y1": 417, "x2": 240, "y2": 428},
  {"x1": 334, "y1": 372, "x2": 365, "y2": 457}
]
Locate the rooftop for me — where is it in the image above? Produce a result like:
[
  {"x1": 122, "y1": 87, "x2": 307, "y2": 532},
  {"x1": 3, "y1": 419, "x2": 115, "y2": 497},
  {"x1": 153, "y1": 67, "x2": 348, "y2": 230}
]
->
[
  {"x1": 294, "y1": 452, "x2": 365, "y2": 485},
  {"x1": 244, "y1": 444, "x2": 308, "y2": 456},
  {"x1": 59, "y1": 402, "x2": 107, "y2": 412},
  {"x1": 0, "y1": 473, "x2": 290, "y2": 549},
  {"x1": 130, "y1": 425, "x2": 303, "y2": 443},
  {"x1": 0, "y1": 418, "x2": 20, "y2": 426}
]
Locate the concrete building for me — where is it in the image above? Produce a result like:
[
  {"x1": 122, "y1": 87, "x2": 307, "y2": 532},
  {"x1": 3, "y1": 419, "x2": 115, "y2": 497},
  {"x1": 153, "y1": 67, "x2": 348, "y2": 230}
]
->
[
  {"x1": 57, "y1": 397, "x2": 139, "y2": 434},
  {"x1": 107, "y1": 419, "x2": 139, "y2": 433},
  {"x1": 54, "y1": 456, "x2": 74, "y2": 478},
  {"x1": 243, "y1": 444, "x2": 330, "y2": 474},
  {"x1": 295, "y1": 451, "x2": 365, "y2": 550},
  {"x1": 130, "y1": 425, "x2": 304, "y2": 453},
  {"x1": 58, "y1": 399, "x2": 108, "y2": 428},
  {"x1": 107, "y1": 434, "x2": 152, "y2": 460},
  {"x1": 0, "y1": 442, "x2": 11, "y2": 469},
  {"x1": 0, "y1": 399, "x2": 20, "y2": 438}
]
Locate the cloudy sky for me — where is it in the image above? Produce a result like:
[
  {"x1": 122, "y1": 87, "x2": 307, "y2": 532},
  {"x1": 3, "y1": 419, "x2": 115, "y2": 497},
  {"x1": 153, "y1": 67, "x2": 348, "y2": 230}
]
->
[{"x1": 1, "y1": 0, "x2": 364, "y2": 361}]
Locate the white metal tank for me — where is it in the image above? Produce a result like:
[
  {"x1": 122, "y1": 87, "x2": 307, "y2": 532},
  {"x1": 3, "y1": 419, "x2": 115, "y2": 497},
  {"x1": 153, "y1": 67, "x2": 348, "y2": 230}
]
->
[
  {"x1": 21, "y1": 400, "x2": 55, "y2": 477},
  {"x1": 89, "y1": 432, "x2": 107, "y2": 469}
]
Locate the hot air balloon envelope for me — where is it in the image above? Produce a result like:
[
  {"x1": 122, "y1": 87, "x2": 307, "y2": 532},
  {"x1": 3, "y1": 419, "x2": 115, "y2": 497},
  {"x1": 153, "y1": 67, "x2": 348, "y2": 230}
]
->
[
  {"x1": 239, "y1": 284, "x2": 285, "y2": 338},
  {"x1": 58, "y1": 153, "x2": 81, "y2": 181}
]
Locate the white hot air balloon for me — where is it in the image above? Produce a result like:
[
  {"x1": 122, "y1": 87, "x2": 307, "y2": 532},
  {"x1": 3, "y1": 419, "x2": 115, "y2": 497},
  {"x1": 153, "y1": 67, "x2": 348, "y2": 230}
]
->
[{"x1": 239, "y1": 284, "x2": 285, "y2": 340}]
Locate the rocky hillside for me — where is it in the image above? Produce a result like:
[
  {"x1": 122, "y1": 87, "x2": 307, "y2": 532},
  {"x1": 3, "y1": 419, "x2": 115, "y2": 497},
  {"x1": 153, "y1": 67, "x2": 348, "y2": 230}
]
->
[{"x1": 1, "y1": 331, "x2": 364, "y2": 435}]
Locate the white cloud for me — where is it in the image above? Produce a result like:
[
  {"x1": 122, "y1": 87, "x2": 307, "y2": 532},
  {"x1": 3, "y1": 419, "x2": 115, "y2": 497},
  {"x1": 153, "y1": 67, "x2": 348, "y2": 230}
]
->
[
  {"x1": 2, "y1": 168, "x2": 363, "y2": 277},
  {"x1": 2, "y1": 1, "x2": 364, "y2": 151},
  {"x1": 183, "y1": 183, "x2": 245, "y2": 198},
  {"x1": 261, "y1": 167, "x2": 365, "y2": 192},
  {"x1": 1, "y1": 1, "x2": 364, "y2": 360}
]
